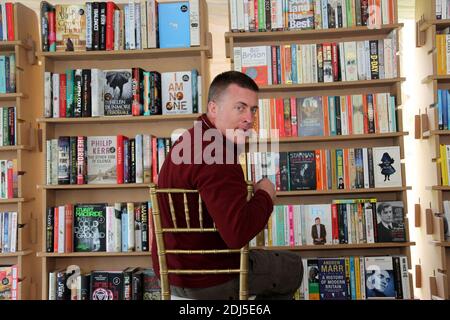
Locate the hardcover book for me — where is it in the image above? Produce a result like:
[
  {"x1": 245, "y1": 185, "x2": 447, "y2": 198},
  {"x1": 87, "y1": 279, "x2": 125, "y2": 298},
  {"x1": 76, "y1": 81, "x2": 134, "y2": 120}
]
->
[
  {"x1": 372, "y1": 146, "x2": 402, "y2": 188},
  {"x1": 87, "y1": 136, "x2": 117, "y2": 184},
  {"x1": 74, "y1": 203, "x2": 107, "y2": 252},
  {"x1": 103, "y1": 69, "x2": 133, "y2": 116},
  {"x1": 161, "y1": 71, "x2": 193, "y2": 115},
  {"x1": 55, "y1": 5, "x2": 86, "y2": 51}
]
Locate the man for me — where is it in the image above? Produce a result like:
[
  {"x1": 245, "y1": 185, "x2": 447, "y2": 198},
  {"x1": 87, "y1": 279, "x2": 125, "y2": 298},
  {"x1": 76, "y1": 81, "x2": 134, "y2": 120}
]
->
[
  {"x1": 377, "y1": 203, "x2": 395, "y2": 242},
  {"x1": 366, "y1": 269, "x2": 392, "y2": 298},
  {"x1": 311, "y1": 217, "x2": 327, "y2": 245},
  {"x1": 151, "y1": 71, "x2": 303, "y2": 299}
]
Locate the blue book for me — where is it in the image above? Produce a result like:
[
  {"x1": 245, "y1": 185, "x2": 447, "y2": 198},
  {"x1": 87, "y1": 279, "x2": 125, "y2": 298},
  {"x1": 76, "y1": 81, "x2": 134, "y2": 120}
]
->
[
  {"x1": 0, "y1": 56, "x2": 6, "y2": 93},
  {"x1": 443, "y1": 89, "x2": 448, "y2": 130},
  {"x1": 291, "y1": 44, "x2": 297, "y2": 84},
  {"x1": 158, "y1": 2, "x2": 190, "y2": 48},
  {"x1": 318, "y1": 258, "x2": 347, "y2": 300}
]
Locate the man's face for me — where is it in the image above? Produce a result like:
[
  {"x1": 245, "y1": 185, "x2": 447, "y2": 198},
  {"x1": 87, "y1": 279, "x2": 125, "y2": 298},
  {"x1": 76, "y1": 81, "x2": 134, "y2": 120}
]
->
[
  {"x1": 380, "y1": 206, "x2": 393, "y2": 224},
  {"x1": 208, "y1": 84, "x2": 258, "y2": 145},
  {"x1": 315, "y1": 218, "x2": 320, "y2": 225},
  {"x1": 373, "y1": 271, "x2": 391, "y2": 292}
]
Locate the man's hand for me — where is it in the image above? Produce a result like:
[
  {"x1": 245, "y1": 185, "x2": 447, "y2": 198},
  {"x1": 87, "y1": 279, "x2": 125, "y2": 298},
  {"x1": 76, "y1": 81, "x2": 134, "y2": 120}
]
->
[{"x1": 254, "y1": 178, "x2": 276, "y2": 201}]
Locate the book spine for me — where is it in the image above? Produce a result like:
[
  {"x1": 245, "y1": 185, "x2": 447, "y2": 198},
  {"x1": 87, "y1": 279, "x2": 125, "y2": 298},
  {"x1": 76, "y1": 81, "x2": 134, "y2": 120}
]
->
[{"x1": 86, "y1": 2, "x2": 93, "y2": 50}]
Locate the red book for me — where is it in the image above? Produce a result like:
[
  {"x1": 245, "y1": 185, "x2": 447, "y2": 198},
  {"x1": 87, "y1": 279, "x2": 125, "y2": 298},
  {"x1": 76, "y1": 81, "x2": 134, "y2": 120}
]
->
[
  {"x1": 7, "y1": 160, "x2": 13, "y2": 198},
  {"x1": 346, "y1": 96, "x2": 353, "y2": 135},
  {"x1": 331, "y1": 203, "x2": 339, "y2": 244},
  {"x1": 76, "y1": 136, "x2": 86, "y2": 184},
  {"x1": 276, "y1": 98, "x2": 285, "y2": 137},
  {"x1": 290, "y1": 97, "x2": 298, "y2": 137},
  {"x1": 331, "y1": 43, "x2": 339, "y2": 82},
  {"x1": 362, "y1": 95, "x2": 369, "y2": 134},
  {"x1": 116, "y1": 135, "x2": 125, "y2": 184},
  {"x1": 64, "y1": 204, "x2": 73, "y2": 252},
  {"x1": 59, "y1": 74, "x2": 67, "y2": 118},
  {"x1": 152, "y1": 137, "x2": 158, "y2": 184},
  {"x1": 105, "y1": 2, "x2": 118, "y2": 51},
  {"x1": 48, "y1": 9, "x2": 56, "y2": 51},
  {"x1": 315, "y1": 150, "x2": 322, "y2": 191},
  {"x1": 5, "y1": 3, "x2": 14, "y2": 41}
]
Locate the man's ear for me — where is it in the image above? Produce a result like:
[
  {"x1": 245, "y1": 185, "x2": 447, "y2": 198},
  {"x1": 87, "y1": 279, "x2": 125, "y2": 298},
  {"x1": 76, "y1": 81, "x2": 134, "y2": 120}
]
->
[{"x1": 207, "y1": 100, "x2": 217, "y2": 118}]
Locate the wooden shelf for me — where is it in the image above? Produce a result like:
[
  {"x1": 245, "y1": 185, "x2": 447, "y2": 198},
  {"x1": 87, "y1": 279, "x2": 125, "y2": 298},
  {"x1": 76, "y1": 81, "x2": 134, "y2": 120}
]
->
[
  {"x1": 254, "y1": 242, "x2": 416, "y2": 251},
  {"x1": 432, "y1": 186, "x2": 450, "y2": 191},
  {"x1": 0, "y1": 93, "x2": 26, "y2": 101},
  {"x1": 225, "y1": 24, "x2": 403, "y2": 49},
  {"x1": 37, "y1": 251, "x2": 151, "y2": 258},
  {"x1": 431, "y1": 130, "x2": 450, "y2": 136},
  {"x1": 0, "y1": 250, "x2": 32, "y2": 258},
  {"x1": 422, "y1": 75, "x2": 450, "y2": 83},
  {"x1": 40, "y1": 183, "x2": 150, "y2": 190},
  {"x1": 419, "y1": 19, "x2": 450, "y2": 32},
  {"x1": 37, "y1": 113, "x2": 200, "y2": 124},
  {"x1": 0, "y1": 40, "x2": 28, "y2": 51},
  {"x1": 259, "y1": 78, "x2": 405, "y2": 93},
  {"x1": 0, "y1": 198, "x2": 32, "y2": 204},
  {"x1": 272, "y1": 132, "x2": 408, "y2": 143},
  {"x1": 277, "y1": 187, "x2": 410, "y2": 197},
  {"x1": 38, "y1": 46, "x2": 210, "y2": 61},
  {"x1": 0, "y1": 145, "x2": 32, "y2": 151}
]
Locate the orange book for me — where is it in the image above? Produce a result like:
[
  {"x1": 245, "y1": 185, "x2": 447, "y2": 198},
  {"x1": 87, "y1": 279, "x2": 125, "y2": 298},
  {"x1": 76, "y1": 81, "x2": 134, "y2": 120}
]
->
[
  {"x1": 280, "y1": 45, "x2": 286, "y2": 84},
  {"x1": 346, "y1": 96, "x2": 353, "y2": 135},
  {"x1": 315, "y1": 150, "x2": 322, "y2": 190},
  {"x1": 321, "y1": 150, "x2": 328, "y2": 190},
  {"x1": 276, "y1": 98, "x2": 285, "y2": 137},
  {"x1": 362, "y1": 95, "x2": 369, "y2": 134},
  {"x1": 284, "y1": 45, "x2": 292, "y2": 84},
  {"x1": 290, "y1": 97, "x2": 298, "y2": 137},
  {"x1": 53, "y1": 207, "x2": 59, "y2": 253}
]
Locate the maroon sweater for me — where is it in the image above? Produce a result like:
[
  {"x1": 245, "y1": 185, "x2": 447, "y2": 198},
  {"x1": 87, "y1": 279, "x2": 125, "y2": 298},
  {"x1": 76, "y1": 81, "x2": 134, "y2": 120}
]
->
[{"x1": 151, "y1": 114, "x2": 273, "y2": 288}]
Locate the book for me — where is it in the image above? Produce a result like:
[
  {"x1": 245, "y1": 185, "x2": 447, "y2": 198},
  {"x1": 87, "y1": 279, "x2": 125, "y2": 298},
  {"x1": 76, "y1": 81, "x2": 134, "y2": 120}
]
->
[
  {"x1": 375, "y1": 201, "x2": 406, "y2": 243},
  {"x1": 86, "y1": 136, "x2": 117, "y2": 184},
  {"x1": 297, "y1": 96, "x2": 324, "y2": 136},
  {"x1": 161, "y1": 71, "x2": 193, "y2": 115},
  {"x1": 74, "y1": 203, "x2": 107, "y2": 252},
  {"x1": 372, "y1": 146, "x2": 402, "y2": 188},
  {"x1": 364, "y1": 256, "x2": 396, "y2": 299},
  {"x1": 55, "y1": 5, "x2": 86, "y2": 51},
  {"x1": 288, "y1": 151, "x2": 317, "y2": 190},
  {"x1": 103, "y1": 69, "x2": 133, "y2": 116},
  {"x1": 158, "y1": 1, "x2": 190, "y2": 48}
]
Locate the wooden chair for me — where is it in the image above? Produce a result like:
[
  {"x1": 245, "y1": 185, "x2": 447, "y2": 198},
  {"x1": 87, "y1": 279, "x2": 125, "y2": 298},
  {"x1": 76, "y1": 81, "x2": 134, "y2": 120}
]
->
[{"x1": 149, "y1": 182, "x2": 253, "y2": 300}]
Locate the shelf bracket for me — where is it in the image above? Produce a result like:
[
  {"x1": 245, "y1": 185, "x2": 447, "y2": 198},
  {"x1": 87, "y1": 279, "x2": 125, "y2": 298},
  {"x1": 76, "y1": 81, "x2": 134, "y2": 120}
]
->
[{"x1": 415, "y1": 203, "x2": 421, "y2": 227}]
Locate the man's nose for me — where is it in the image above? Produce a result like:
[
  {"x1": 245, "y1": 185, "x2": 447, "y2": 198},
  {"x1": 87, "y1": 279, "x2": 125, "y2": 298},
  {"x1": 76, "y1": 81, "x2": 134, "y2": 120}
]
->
[{"x1": 243, "y1": 108, "x2": 253, "y2": 123}]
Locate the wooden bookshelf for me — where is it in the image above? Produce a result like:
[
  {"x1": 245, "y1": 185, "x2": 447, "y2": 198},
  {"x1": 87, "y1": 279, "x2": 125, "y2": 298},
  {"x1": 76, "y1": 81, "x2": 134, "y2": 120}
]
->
[
  {"x1": 38, "y1": 0, "x2": 212, "y2": 300},
  {"x1": 227, "y1": 1, "x2": 413, "y2": 300},
  {"x1": 416, "y1": 0, "x2": 450, "y2": 300},
  {"x1": 0, "y1": 3, "x2": 40, "y2": 300}
]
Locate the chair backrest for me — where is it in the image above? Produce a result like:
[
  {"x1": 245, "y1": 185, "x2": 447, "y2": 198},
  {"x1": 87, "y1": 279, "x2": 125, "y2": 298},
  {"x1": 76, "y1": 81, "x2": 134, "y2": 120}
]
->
[{"x1": 149, "y1": 182, "x2": 253, "y2": 300}]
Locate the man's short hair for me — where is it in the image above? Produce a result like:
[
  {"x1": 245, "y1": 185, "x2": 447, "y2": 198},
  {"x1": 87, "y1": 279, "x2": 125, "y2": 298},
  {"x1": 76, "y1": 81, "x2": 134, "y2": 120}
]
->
[
  {"x1": 377, "y1": 203, "x2": 392, "y2": 215},
  {"x1": 207, "y1": 71, "x2": 259, "y2": 103}
]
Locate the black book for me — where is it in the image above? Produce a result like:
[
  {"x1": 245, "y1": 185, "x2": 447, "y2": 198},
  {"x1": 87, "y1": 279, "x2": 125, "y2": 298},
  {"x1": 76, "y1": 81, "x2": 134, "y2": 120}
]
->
[
  {"x1": 46, "y1": 207, "x2": 54, "y2": 252},
  {"x1": 79, "y1": 274, "x2": 91, "y2": 300},
  {"x1": 74, "y1": 69, "x2": 83, "y2": 117},
  {"x1": 74, "y1": 203, "x2": 107, "y2": 252},
  {"x1": 130, "y1": 138, "x2": 136, "y2": 183},
  {"x1": 140, "y1": 203, "x2": 149, "y2": 251},
  {"x1": 69, "y1": 136, "x2": 77, "y2": 184},
  {"x1": 279, "y1": 152, "x2": 289, "y2": 191},
  {"x1": 40, "y1": 1, "x2": 53, "y2": 52},
  {"x1": 58, "y1": 136, "x2": 70, "y2": 185},
  {"x1": 132, "y1": 270, "x2": 143, "y2": 300},
  {"x1": 369, "y1": 40, "x2": 379, "y2": 80},
  {"x1": 335, "y1": 96, "x2": 342, "y2": 135},
  {"x1": 142, "y1": 269, "x2": 160, "y2": 300},
  {"x1": 90, "y1": 271, "x2": 109, "y2": 300},
  {"x1": 92, "y1": 2, "x2": 100, "y2": 50},
  {"x1": 288, "y1": 151, "x2": 316, "y2": 191},
  {"x1": 108, "y1": 271, "x2": 124, "y2": 300},
  {"x1": 56, "y1": 271, "x2": 69, "y2": 300},
  {"x1": 99, "y1": 2, "x2": 107, "y2": 50}
]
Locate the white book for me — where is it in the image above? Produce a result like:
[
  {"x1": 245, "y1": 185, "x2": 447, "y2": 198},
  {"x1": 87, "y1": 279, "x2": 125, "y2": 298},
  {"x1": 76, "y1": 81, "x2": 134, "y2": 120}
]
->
[
  {"x1": 364, "y1": 256, "x2": 396, "y2": 299},
  {"x1": 381, "y1": 0, "x2": 389, "y2": 24},
  {"x1": 9, "y1": 211, "x2": 17, "y2": 252},
  {"x1": 352, "y1": 94, "x2": 364, "y2": 134},
  {"x1": 275, "y1": 0, "x2": 283, "y2": 30},
  {"x1": 372, "y1": 146, "x2": 402, "y2": 188},
  {"x1": 266, "y1": 46, "x2": 272, "y2": 85},
  {"x1": 340, "y1": 97, "x2": 348, "y2": 135},
  {"x1": 91, "y1": 69, "x2": 105, "y2": 117},
  {"x1": 143, "y1": 134, "x2": 152, "y2": 183},
  {"x1": 1, "y1": 3, "x2": 7, "y2": 41},
  {"x1": 44, "y1": 72, "x2": 52, "y2": 117},
  {"x1": 113, "y1": 203, "x2": 122, "y2": 252},
  {"x1": 106, "y1": 206, "x2": 115, "y2": 252},
  {"x1": 86, "y1": 3, "x2": 92, "y2": 50},
  {"x1": 437, "y1": 0, "x2": 442, "y2": 19},
  {"x1": 229, "y1": 0, "x2": 238, "y2": 31},
  {"x1": 52, "y1": 73, "x2": 60, "y2": 118},
  {"x1": 311, "y1": 44, "x2": 318, "y2": 83},
  {"x1": 359, "y1": 257, "x2": 366, "y2": 299},
  {"x1": 305, "y1": 204, "x2": 332, "y2": 245},
  {"x1": 198, "y1": 75, "x2": 202, "y2": 112},
  {"x1": 444, "y1": 0, "x2": 448, "y2": 20},
  {"x1": 236, "y1": 0, "x2": 245, "y2": 31},
  {"x1": 128, "y1": 1, "x2": 136, "y2": 49},
  {"x1": 0, "y1": 108, "x2": 3, "y2": 147},
  {"x1": 383, "y1": 38, "x2": 393, "y2": 78},
  {"x1": 46, "y1": 140, "x2": 52, "y2": 185},
  {"x1": 364, "y1": 201, "x2": 375, "y2": 243},
  {"x1": 135, "y1": 134, "x2": 143, "y2": 183},
  {"x1": 114, "y1": 9, "x2": 121, "y2": 50},
  {"x1": 341, "y1": 0, "x2": 347, "y2": 28},
  {"x1": 58, "y1": 205, "x2": 65, "y2": 253},
  {"x1": 51, "y1": 139, "x2": 58, "y2": 185},
  {"x1": 364, "y1": 41, "x2": 371, "y2": 80},
  {"x1": 399, "y1": 255, "x2": 411, "y2": 299},
  {"x1": 48, "y1": 271, "x2": 57, "y2": 300},
  {"x1": 161, "y1": 71, "x2": 193, "y2": 115},
  {"x1": 243, "y1": 0, "x2": 249, "y2": 31},
  {"x1": 189, "y1": 0, "x2": 200, "y2": 45},
  {"x1": 135, "y1": 3, "x2": 141, "y2": 49},
  {"x1": 356, "y1": 41, "x2": 366, "y2": 80},
  {"x1": 376, "y1": 93, "x2": 389, "y2": 133},
  {"x1": 378, "y1": 40, "x2": 385, "y2": 79},
  {"x1": 344, "y1": 41, "x2": 358, "y2": 81},
  {"x1": 363, "y1": 148, "x2": 370, "y2": 188},
  {"x1": 339, "y1": 42, "x2": 346, "y2": 82}
]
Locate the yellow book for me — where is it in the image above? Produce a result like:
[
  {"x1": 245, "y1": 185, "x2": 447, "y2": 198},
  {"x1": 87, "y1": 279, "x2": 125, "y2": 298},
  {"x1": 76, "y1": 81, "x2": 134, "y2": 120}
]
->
[
  {"x1": 354, "y1": 256, "x2": 361, "y2": 300},
  {"x1": 440, "y1": 144, "x2": 448, "y2": 186},
  {"x1": 437, "y1": 35, "x2": 447, "y2": 75}
]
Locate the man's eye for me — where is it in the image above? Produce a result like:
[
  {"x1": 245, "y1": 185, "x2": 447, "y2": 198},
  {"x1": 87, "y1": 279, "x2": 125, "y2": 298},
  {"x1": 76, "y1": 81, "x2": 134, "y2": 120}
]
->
[
  {"x1": 251, "y1": 107, "x2": 258, "y2": 114},
  {"x1": 236, "y1": 105, "x2": 244, "y2": 112}
]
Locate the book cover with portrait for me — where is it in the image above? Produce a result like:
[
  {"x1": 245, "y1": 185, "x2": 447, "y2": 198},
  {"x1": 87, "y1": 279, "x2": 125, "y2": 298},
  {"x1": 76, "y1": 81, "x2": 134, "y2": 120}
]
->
[
  {"x1": 304, "y1": 204, "x2": 332, "y2": 245},
  {"x1": 364, "y1": 256, "x2": 396, "y2": 299}
]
